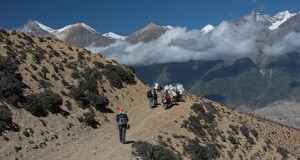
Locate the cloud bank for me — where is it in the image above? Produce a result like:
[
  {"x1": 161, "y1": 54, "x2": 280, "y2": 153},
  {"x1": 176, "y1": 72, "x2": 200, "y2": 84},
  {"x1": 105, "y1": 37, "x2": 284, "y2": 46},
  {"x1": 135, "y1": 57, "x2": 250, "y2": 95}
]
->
[{"x1": 86, "y1": 16, "x2": 300, "y2": 66}]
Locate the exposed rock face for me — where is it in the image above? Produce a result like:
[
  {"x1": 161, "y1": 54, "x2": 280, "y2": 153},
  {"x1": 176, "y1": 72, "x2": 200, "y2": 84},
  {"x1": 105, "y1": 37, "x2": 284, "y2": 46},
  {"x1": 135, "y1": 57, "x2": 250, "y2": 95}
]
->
[
  {"x1": 126, "y1": 23, "x2": 167, "y2": 44},
  {"x1": 57, "y1": 23, "x2": 115, "y2": 47},
  {"x1": 253, "y1": 101, "x2": 300, "y2": 128}
]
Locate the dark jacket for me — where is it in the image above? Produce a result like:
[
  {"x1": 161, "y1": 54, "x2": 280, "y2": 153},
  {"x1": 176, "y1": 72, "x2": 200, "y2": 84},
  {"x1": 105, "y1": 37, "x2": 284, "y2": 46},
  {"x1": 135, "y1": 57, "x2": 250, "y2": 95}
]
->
[{"x1": 116, "y1": 113, "x2": 129, "y2": 126}]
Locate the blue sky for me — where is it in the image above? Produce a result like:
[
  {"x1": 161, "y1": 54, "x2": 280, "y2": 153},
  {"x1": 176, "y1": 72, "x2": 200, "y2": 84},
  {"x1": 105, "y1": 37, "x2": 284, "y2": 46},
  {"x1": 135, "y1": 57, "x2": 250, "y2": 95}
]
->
[{"x1": 1, "y1": 0, "x2": 299, "y2": 36}]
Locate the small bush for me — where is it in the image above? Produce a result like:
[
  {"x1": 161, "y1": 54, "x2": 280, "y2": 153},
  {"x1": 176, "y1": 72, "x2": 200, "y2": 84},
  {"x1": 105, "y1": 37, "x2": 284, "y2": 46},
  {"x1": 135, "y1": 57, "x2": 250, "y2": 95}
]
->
[
  {"x1": 22, "y1": 34, "x2": 34, "y2": 44},
  {"x1": 69, "y1": 67, "x2": 109, "y2": 112},
  {"x1": 86, "y1": 92, "x2": 109, "y2": 111},
  {"x1": 190, "y1": 103, "x2": 205, "y2": 115},
  {"x1": 71, "y1": 70, "x2": 81, "y2": 79},
  {"x1": 191, "y1": 103, "x2": 215, "y2": 124},
  {"x1": 68, "y1": 46, "x2": 73, "y2": 51},
  {"x1": 250, "y1": 129, "x2": 258, "y2": 139},
  {"x1": 24, "y1": 90, "x2": 63, "y2": 117},
  {"x1": 246, "y1": 136, "x2": 255, "y2": 145},
  {"x1": 0, "y1": 29, "x2": 10, "y2": 37},
  {"x1": 104, "y1": 64, "x2": 136, "y2": 88},
  {"x1": 203, "y1": 102, "x2": 218, "y2": 115},
  {"x1": 93, "y1": 61, "x2": 105, "y2": 69},
  {"x1": 65, "y1": 101, "x2": 72, "y2": 110},
  {"x1": 0, "y1": 104, "x2": 13, "y2": 133},
  {"x1": 79, "y1": 111, "x2": 99, "y2": 128},
  {"x1": 0, "y1": 104, "x2": 12, "y2": 123},
  {"x1": 77, "y1": 52, "x2": 85, "y2": 61},
  {"x1": 229, "y1": 125, "x2": 239, "y2": 135},
  {"x1": 38, "y1": 79, "x2": 53, "y2": 88},
  {"x1": 228, "y1": 134, "x2": 238, "y2": 145},
  {"x1": 61, "y1": 79, "x2": 70, "y2": 87},
  {"x1": 32, "y1": 52, "x2": 45, "y2": 64},
  {"x1": 186, "y1": 115, "x2": 206, "y2": 137},
  {"x1": 51, "y1": 74, "x2": 60, "y2": 80},
  {"x1": 132, "y1": 141, "x2": 182, "y2": 160},
  {"x1": 183, "y1": 139, "x2": 221, "y2": 160},
  {"x1": 49, "y1": 49, "x2": 60, "y2": 57},
  {"x1": 30, "y1": 64, "x2": 38, "y2": 71},
  {"x1": 277, "y1": 146, "x2": 289, "y2": 159},
  {"x1": 0, "y1": 56, "x2": 26, "y2": 105},
  {"x1": 240, "y1": 125, "x2": 250, "y2": 138}
]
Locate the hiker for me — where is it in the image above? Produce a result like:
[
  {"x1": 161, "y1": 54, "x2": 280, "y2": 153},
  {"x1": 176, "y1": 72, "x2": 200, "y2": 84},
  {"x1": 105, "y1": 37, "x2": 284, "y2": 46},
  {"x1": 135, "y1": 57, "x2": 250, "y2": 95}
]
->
[
  {"x1": 165, "y1": 90, "x2": 172, "y2": 104},
  {"x1": 116, "y1": 108, "x2": 129, "y2": 144},
  {"x1": 146, "y1": 86, "x2": 155, "y2": 108},
  {"x1": 153, "y1": 87, "x2": 158, "y2": 106}
]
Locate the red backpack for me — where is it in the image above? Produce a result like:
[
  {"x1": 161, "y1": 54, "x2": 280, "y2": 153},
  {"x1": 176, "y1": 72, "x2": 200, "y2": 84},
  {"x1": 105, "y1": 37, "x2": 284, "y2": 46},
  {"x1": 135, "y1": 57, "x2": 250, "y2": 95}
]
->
[{"x1": 166, "y1": 93, "x2": 172, "y2": 101}]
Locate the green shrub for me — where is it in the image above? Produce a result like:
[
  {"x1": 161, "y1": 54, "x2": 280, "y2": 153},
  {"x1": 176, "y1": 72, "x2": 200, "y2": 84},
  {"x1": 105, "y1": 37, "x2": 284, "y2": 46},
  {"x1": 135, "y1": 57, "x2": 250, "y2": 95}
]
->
[
  {"x1": 93, "y1": 61, "x2": 105, "y2": 69},
  {"x1": 203, "y1": 102, "x2": 218, "y2": 115},
  {"x1": 0, "y1": 56, "x2": 26, "y2": 105},
  {"x1": 228, "y1": 134, "x2": 238, "y2": 145},
  {"x1": 277, "y1": 146, "x2": 289, "y2": 159},
  {"x1": 77, "y1": 52, "x2": 85, "y2": 61},
  {"x1": 86, "y1": 92, "x2": 109, "y2": 111},
  {"x1": 191, "y1": 103, "x2": 215, "y2": 124},
  {"x1": 186, "y1": 115, "x2": 206, "y2": 137},
  {"x1": 183, "y1": 139, "x2": 221, "y2": 160},
  {"x1": 229, "y1": 125, "x2": 239, "y2": 135},
  {"x1": 71, "y1": 70, "x2": 81, "y2": 79},
  {"x1": 31, "y1": 64, "x2": 38, "y2": 71},
  {"x1": 250, "y1": 129, "x2": 258, "y2": 139},
  {"x1": 70, "y1": 67, "x2": 109, "y2": 112},
  {"x1": 0, "y1": 29, "x2": 10, "y2": 37},
  {"x1": 246, "y1": 136, "x2": 255, "y2": 145},
  {"x1": 191, "y1": 103, "x2": 205, "y2": 115},
  {"x1": 78, "y1": 111, "x2": 99, "y2": 128},
  {"x1": 49, "y1": 49, "x2": 60, "y2": 57},
  {"x1": 24, "y1": 90, "x2": 63, "y2": 117},
  {"x1": 240, "y1": 125, "x2": 250, "y2": 138},
  {"x1": 0, "y1": 104, "x2": 12, "y2": 121},
  {"x1": 0, "y1": 104, "x2": 13, "y2": 133},
  {"x1": 32, "y1": 52, "x2": 45, "y2": 64},
  {"x1": 22, "y1": 34, "x2": 34, "y2": 44},
  {"x1": 132, "y1": 141, "x2": 182, "y2": 160},
  {"x1": 104, "y1": 64, "x2": 136, "y2": 88},
  {"x1": 38, "y1": 79, "x2": 53, "y2": 88},
  {"x1": 240, "y1": 125, "x2": 256, "y2": 144}
]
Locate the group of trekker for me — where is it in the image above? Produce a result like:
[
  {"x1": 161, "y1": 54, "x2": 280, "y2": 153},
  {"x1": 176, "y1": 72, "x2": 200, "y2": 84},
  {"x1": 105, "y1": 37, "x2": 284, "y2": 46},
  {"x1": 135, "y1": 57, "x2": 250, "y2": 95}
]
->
[
  {"x1": 147, "y1": 83, "x2": 184, "y2": 110},
  {"x1": 116, "y1": 83, "x2": 184, "y2": 144}
]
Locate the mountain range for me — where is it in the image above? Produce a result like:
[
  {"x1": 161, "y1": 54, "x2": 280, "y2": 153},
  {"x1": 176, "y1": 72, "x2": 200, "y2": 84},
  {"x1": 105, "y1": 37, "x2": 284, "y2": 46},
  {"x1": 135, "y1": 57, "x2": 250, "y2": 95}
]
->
[
  {"x1": 12, "y1": 10, "x2": 300, "y2": 128},
  {"x1": 17, "y1": 10, "x2": 299, "y2": 48}
]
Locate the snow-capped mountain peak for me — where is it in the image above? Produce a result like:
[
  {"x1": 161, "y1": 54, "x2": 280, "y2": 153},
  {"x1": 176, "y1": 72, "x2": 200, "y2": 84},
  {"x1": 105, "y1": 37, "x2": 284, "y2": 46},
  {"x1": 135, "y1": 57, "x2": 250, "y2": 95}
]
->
[
  {"x1": 201, "y1": 24, "x2": 215, "y2": 34},
  {"x1": 269, "y1": 10, "x2": 296, "y2": 30},
  {"x1": 253, "y1": 12, "x2": 273, "y2": 23},
  {"x1": 103, "y1": 32, "x2": 126, "y2": 40},
  {"x1": 17, "y1": 20, "x2": 58, "y2": 39},
  {"x1": 33, "y1": 21, "x2": 56, "y2": 33},
  {"x1": 57, "y1": 23, "x2": 97, "y2": 34}
]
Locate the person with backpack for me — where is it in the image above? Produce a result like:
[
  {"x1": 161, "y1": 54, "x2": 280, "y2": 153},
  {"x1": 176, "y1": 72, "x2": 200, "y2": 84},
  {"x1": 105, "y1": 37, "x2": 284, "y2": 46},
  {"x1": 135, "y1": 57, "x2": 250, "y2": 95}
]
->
[
  {"x1": 163, "y1": 90, "x2": 173, "y2": 109},
  {"x1": 116, "y1": 108, "x2": 129, "y2": 144},
  {"x1": 153, "y1": 88, "x2": 158, "y2": 106},
  {"x1": 146, "y1": 86, "x2": 155, "y2": 108}
]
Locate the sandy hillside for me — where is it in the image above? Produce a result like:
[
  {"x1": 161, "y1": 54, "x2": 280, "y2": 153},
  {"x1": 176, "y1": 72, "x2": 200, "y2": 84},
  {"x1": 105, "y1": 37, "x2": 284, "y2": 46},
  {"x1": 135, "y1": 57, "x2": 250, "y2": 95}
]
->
[
  {"x1": 35, "y1": 90, "x2": 195, "y2": 160},
  {"x1": 1, "y1": 29, "x2": 300, "y2": 160}
]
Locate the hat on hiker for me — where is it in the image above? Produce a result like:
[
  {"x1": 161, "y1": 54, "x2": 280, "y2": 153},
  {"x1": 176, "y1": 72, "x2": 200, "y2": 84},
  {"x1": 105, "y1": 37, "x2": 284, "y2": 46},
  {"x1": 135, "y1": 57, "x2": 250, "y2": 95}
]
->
[{"x1": 119, "y1": 107, "x2": 124, "y2": 112}]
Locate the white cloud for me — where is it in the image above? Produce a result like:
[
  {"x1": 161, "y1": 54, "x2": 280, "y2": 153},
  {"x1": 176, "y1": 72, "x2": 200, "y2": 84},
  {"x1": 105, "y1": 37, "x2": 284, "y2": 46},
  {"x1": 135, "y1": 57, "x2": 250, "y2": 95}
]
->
[
  {"x1": 263, "y1": 31, "x2": 300, "y2": 55},
  {"x1": 86, "y1": 15, "x2": 299, "y2": 66}
]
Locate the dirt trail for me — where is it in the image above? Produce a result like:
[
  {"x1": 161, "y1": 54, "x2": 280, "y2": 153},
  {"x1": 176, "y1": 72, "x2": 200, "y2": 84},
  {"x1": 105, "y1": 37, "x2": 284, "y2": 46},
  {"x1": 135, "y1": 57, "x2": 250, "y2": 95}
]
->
[{"x1": 39, "y1": 94, "x2": 196, "y2": 160}]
